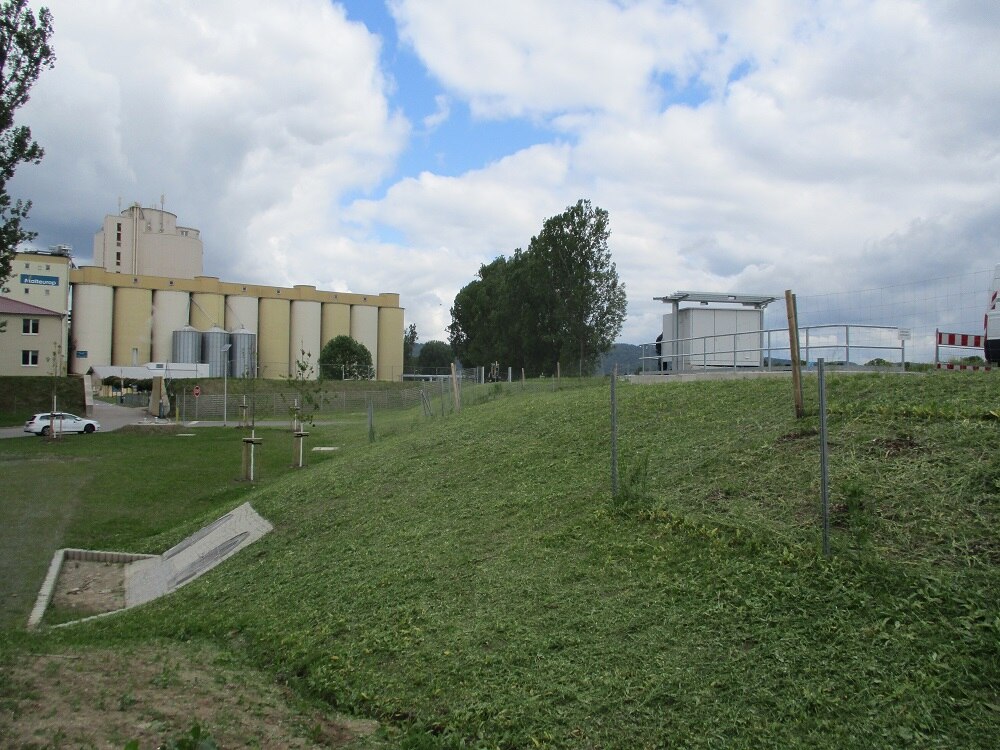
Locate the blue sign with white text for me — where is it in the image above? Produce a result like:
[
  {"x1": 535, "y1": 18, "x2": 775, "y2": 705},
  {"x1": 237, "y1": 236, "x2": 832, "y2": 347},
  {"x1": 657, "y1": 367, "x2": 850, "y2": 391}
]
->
[{"x1": 20, "y1": 274, "x2": 59, "y2": 287}]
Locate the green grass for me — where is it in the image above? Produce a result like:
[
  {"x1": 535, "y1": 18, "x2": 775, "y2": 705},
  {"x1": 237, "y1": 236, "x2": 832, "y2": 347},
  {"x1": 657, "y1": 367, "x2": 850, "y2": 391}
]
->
[
  {"x1": 2, "y1": 372, "x2": 998, "y2": 747},
  {"x1": 0, "y1": 420, "x2": 374, "y2": 629}
]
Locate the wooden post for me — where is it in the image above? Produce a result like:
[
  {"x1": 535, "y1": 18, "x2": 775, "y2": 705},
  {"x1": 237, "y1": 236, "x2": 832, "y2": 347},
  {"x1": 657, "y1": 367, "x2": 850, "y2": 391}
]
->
[
  {"x1": 450, "y1": 363, "x2": 462, "y2": 412},
  {"x1": 785, "y1": 290, "x2": 805, "y2": 418},
  {"x1": 242, "y1": 436, "x2": 263, "y2": 481},
  {"x1": 293, "y1": 431, "x2": 309, "y2": 468}
]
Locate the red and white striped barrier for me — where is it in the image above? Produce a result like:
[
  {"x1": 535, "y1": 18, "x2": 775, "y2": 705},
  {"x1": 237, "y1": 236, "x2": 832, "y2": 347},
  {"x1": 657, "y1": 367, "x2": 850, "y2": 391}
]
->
[
  {"x1": 935, "y1": 362, "x2": 991, "y2": 371},
  {"x1": 937, "y1": 331, "x2": 984, "y2": 348},
  {"x1": 935, "y1": 328, "x2": 990, "y2": 370}
]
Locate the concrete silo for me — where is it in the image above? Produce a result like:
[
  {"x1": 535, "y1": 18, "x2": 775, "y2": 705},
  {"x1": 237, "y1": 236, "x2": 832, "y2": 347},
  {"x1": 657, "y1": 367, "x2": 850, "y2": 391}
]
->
[
  {"x1": 190, "y1": 281, "x2": 224, "y2": 330},
  {"x1": 377, "y1": 306, "x2": 405, "y2": 381},
  {"x1": 321, "y1": 302, "x2": 350, "y2": 348},
  {"x1": 151, "y1": 290, "x2": 190, "y2": 362},
  {"x1": 258, "y1": 297, "x2": 290, "y2": 378},
  {"x1": 350, "y1": 303, "x2": 379, "y2": 376},
  {"x1": 225, "y1": 295, "x2": 259, "y2": 334},
  {"x1": 290, "y1": 296, "x2": 322, "y2": 379},
  {"x1": 70, "y1": 283, "x2": 113, "y2": 374},
  {"x1": 112, "y1": 287, "x2": 152, "y2": 366}
]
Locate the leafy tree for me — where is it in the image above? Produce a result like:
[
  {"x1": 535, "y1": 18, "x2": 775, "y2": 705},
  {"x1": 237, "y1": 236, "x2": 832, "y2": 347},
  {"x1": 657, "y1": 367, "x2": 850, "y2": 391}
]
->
[
  {"x1": 287, "y1": 348, "x2": 319, "y2": 426},
  {"x1": 448, "y1": 255, "x2": 514, "y2": 366},
  {"x1": 417, "y1": 340, "x2": 453, "y2": 370},
  {"x1": 0, "y1": 0, "x2": 55, "y2": 285},
  {"x1": 448, "y1": 199, "x2": 626, "y2": 376},
  {"x1": 528, "y1": 199, "x2": 626, "y2": 374},
  {"x1": 403, "y1": 323, "x2": 418, "y2": 368},
  {"x1": 319, "y1": 335, "x2": 373, "y2": 380}
]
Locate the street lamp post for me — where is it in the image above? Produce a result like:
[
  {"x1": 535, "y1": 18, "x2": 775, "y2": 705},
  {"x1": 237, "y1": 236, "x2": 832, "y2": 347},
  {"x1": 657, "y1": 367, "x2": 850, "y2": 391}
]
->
[{"x1": 222, "y1": 343, "x2": 232, "y2": 426}]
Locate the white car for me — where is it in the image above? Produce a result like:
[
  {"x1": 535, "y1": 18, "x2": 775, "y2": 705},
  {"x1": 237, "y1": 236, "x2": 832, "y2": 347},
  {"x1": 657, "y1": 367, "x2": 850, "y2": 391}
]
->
[{"x1": 24, "y1": 412, "x2": 101, "y2": 436}]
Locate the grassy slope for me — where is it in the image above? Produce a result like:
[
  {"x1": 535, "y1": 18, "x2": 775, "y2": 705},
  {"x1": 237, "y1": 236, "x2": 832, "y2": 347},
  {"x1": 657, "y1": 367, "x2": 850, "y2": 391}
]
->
[
  {"x1": 17, "y1": 373, "x2": 1000, "y2": 748},
  {"x1": 0, "y1": 376, "x2": 87, "y2": 426},
  {"x1": 0, "y1": 424, "x2": 355, "y2": 629}
]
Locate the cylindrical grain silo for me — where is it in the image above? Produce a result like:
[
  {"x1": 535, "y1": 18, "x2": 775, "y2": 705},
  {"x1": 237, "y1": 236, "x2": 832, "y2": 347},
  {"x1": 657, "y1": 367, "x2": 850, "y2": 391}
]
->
[
  {"x1": 171, "y1": 326, "x2": 201, "y2": 364},
  {"x1": 190, "y1": 283, "x2": 224, "y2": 330},
  {"x1": 321, "y1": 302, "x2": 350, "y2": 350},
  {"x1": 258, "y1": 297, "x2": 290, "y2": 379},
  {"x1": 112, "y1": 287, "x2": 152, "y2": 366},
  {"x1": 229, "y1": 327, "x2": 257, "y2": 379},
  {"x1": 202, "y1": 326, "x2": 230, "y2": 377},
  {"x1": 151, "y1": 290, "x2": 190, "y2": 362},
  {"x1": 70, "y1": 283, "x2": 113, "y2": 374},
  {"x1": 290, "y1": 299, "x2": 322, "y2": 380},
  {"x1": 349, "y1": 303, "x2": 379, "y2": 377},
  {"x1": 377, "y1": 306, "x2": 405, "y2": 381},
  {"x1": 225, "y1": 295, "x2": 259, "y2": 334}
]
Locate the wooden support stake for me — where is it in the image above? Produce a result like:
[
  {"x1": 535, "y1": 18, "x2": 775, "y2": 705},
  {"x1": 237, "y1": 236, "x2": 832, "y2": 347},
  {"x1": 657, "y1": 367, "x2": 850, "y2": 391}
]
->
[
  {"x1": 450, "y1": 363, "x2": 462, "y2": 413},
  {"x1": 785, "y1": 289, "x2": 805, "y2": 418}
]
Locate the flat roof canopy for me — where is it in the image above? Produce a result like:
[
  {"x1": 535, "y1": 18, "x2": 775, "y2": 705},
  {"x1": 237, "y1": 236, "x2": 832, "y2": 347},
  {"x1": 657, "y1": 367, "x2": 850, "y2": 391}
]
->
[{"x1": 654, "y1": 291, "x2": 779, "y2": 309}]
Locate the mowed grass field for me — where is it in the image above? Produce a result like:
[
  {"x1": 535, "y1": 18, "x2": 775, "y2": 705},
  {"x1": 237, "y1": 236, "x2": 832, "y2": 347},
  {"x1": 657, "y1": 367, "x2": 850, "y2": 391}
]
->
[{"x1": 1, "y1": 372, "x2": 998, "y2": 748}]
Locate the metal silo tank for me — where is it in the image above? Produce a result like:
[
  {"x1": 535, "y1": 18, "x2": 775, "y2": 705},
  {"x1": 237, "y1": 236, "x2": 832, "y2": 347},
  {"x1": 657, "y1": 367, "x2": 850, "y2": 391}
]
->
[
  {"x1": 229, "y1": 327, "x2": 257, "y2": 379},
  {"x1": 171, "y1": 326, "x2": 201, "y2": 364},
  {"x1": 202, "y1": 326, "x2": 230, "y2": 377}
]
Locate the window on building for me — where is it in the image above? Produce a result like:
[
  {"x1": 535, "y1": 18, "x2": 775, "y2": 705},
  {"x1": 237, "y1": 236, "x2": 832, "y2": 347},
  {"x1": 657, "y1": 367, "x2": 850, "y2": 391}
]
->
[
  {"x1": 116, "y1": 222, "x2": 122, "y2": 246},
  {"x1": 22, "y1": 350, "x2": 39, "y2": 366},
  {"x1": 115, "y1": 251, "x2": 121, "y2": 267},
  {"x1": 22, "y1": 318, "x2": 39, "y2": 334}
]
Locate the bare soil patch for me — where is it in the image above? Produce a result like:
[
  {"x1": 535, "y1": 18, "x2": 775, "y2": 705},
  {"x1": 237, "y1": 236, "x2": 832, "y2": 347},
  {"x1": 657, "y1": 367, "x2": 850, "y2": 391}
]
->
[
  {"x1": 0, "y1": 643, "x2": 379, "y2": 749},
  {"x1": 49, "y1": 559, "x2": 126, "y2": 619}
]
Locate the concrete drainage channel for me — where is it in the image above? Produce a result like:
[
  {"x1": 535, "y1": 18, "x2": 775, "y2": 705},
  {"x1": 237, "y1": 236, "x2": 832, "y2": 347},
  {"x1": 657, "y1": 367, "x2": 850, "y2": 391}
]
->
[{"x1": 28, "y1": 502, "x2": 273, "y2": 629}]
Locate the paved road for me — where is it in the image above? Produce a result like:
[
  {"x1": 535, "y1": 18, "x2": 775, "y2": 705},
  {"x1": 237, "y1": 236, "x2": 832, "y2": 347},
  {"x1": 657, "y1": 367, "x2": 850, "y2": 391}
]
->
[
  {"x1": 0, "y1": 401, "x2": 152, "y2": 439},
  {"x1": 1, "y1": 400, "x2": 362, "y2": 439}
]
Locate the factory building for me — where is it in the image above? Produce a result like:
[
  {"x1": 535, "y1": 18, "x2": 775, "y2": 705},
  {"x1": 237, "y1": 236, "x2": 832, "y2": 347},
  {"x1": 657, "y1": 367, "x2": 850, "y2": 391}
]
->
[
  {"x1": 69, "y1": 267, "x2": 403, "y2": 380},
  {"x1": 0, "y1": 205, "x2": 404, "y2": 380},
  {"x1": 0, "y1": 248, "x2": 71, "y2": 377},
  {"x1": 93, "y1": 203, "x2": 203, "y2": 278}
]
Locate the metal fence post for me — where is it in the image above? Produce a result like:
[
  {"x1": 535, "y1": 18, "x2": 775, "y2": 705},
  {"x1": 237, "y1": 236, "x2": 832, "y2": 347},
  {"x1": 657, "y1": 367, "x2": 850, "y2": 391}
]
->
[
  {"x1": 367, "y1": 397, "x2": 375, "y2": 443},
  {"x1": 818, "y1": 358, "x2": 830, "y2": 558},
  {"x1": 610, "y1": 365, "x2": 619, "y2": 497}
]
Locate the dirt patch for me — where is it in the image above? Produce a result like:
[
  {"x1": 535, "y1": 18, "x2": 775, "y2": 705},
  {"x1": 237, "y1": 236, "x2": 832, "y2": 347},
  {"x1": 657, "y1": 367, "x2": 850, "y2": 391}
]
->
[
  {"x1": 868, "y1": 435, "x2": 920, "y2": 458},
  {"x1": 49, "y1": 559, "x2": 126, "y2": 620},
  {"x1": 0, "y1": 643, "x2": 379, "y2": 749}
]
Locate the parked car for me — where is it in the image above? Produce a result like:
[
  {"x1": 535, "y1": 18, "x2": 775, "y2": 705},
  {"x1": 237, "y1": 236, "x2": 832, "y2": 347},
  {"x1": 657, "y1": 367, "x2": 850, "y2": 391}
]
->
[{"x1": 24, "y1": 412, "x2": 101, "y2": 436}]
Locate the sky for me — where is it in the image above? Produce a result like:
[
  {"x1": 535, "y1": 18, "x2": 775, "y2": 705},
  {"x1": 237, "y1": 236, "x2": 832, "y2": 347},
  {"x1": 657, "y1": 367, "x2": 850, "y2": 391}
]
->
[{"x1": 9, "y1": 0, "x2": 1000, "y2": 353}]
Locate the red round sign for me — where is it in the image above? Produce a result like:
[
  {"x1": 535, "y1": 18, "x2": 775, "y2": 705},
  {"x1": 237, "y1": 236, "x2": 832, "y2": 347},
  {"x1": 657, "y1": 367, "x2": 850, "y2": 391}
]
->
[{"x1": 193, "y1": 385, "x2": 201, "y2": 397}]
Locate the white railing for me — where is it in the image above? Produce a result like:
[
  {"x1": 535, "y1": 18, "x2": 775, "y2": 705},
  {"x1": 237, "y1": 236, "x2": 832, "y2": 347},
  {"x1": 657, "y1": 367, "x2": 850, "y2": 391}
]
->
[{"x1": 640, "y1": 324, "x2": 905, "y2": 374}]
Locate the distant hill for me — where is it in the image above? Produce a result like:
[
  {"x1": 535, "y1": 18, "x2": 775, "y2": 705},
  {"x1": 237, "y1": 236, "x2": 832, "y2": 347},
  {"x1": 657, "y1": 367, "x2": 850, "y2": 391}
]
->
[{"x1": 598, "y1": 343, "x2": 645, "y2": 375}]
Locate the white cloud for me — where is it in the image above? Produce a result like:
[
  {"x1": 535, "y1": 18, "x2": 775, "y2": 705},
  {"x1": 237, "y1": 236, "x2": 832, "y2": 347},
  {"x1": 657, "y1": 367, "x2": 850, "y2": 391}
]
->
[
  {"x1": 365, "y1": 0, "x2": 1000, "y2": 344},
  {"x1": 7, "y1": 0, "x2": 999, "y2": 354},
  {"x1": 390, "y1": 0, "x2": 717, "y2": 119},
  {"x1": 13, "y1": 0, "x2": 408, "y2": 285},
  {"x1": 422, "y1": 94, "x2": 451, "y2": 131}
]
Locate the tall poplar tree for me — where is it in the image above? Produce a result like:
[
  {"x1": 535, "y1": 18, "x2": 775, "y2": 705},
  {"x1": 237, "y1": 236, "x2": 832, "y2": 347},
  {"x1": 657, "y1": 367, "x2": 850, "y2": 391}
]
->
[
  {"x1": 449, "y1": 200, "x2": 627, "y2": 376},
  {"x1": 0, "y1": 0, "x2": 55, "y2": 285}
]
